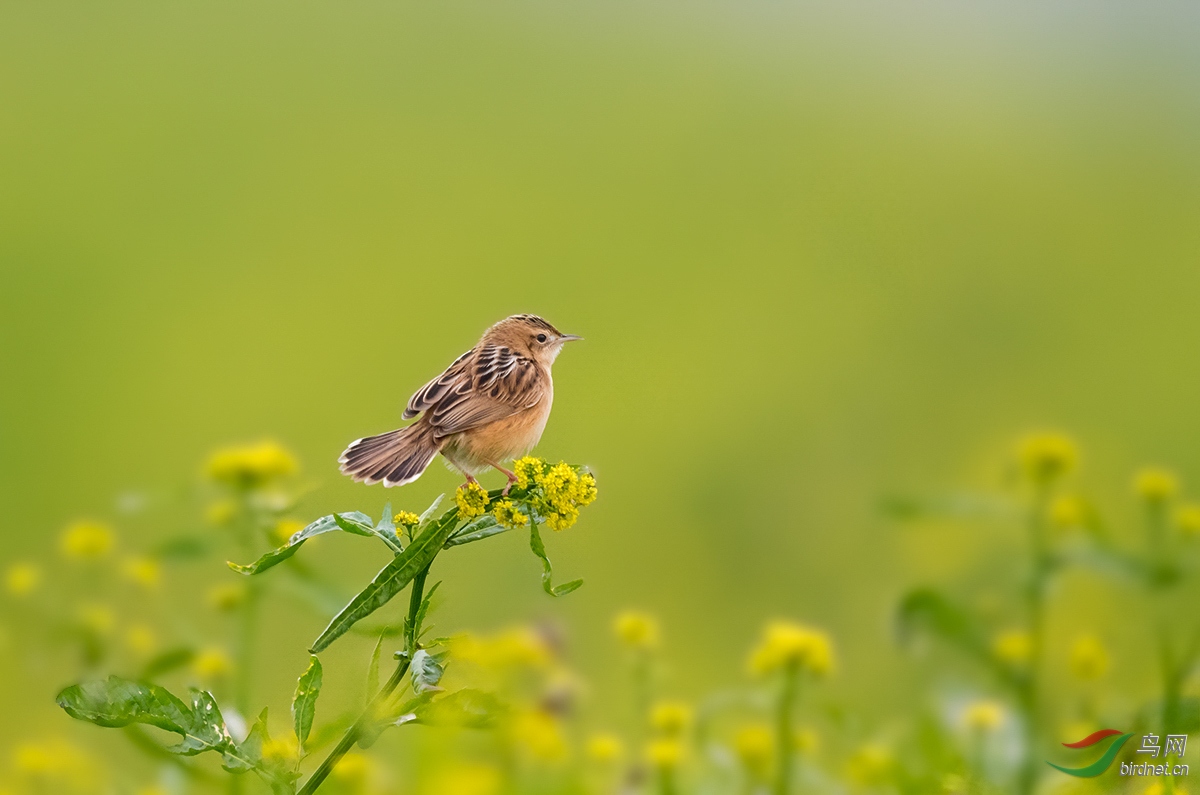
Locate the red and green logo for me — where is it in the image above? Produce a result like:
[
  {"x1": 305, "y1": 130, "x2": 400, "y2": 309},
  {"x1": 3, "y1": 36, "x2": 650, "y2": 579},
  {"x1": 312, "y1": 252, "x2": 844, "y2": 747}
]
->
[{"x1": 1047, "y1": 729, "x2": 1134, "y2": 777}]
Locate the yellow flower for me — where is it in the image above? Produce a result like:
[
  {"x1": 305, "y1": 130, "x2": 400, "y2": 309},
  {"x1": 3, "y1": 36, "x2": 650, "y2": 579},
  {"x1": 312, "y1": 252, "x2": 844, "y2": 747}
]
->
[
  {"x1": 394, "y1": 510, "x2": 421, "y2": 528},
  {"x1": 121, "y1": 556, "x2": 161, "y2": 589},
  {"x1": 650, "y1": 701, "x2": 692, "y2": 736},
  {"x1": 262, "y1": 734, "x2": 299, "y2": 764},
  {"x1": 12, "y1": 739, "x2": 96, "y2": 787},
  {"x1": 124, "y1": 624, "x2": 158, "y2": 657},
  {"x1": 992, "y1": 629, "x2": 1033, "y2": 666},
  {"x1": 1176, "y1": 504, "x2": 1200, "y2": 537},
  {"x1": 14, "y1": 743, "x2": 56, "y2": 775},
  {"x1": 733, "y1": 724, "x2": 772, "y2": 776},
  {"x1": 270, "y1": 518, "x2": 305, "y2": 546},
  {"x1": 963, "y1": 700, "x2": 1004, "y2": 732},
  {"x1": 332, "y1": 752, "x2": 372, "y2": 782},
  {"x1": 1070, "y1": 635, "x2": 1109, "y2": 681},
  {"x1": 846, "y1": 743, "x2": 894, "y2": 786},
  {"x1": 1048, "y1": 495, "x2": 1088, "y2": 530},
  {"x1": 207, "y1": 582, "x2": 246, "y2": 612},
  {"x1": 1018, "y1": 433, "x2": 1077, "y2": 484},
  {"x1": 614, "y1": 611, "x2": 659, "y2": 650},
  {"x1": 509, "y1": 710, "x2": 568, "y2": 762},
  {"x1": 1135, "y1": 468, "x2": 1179, "y2": 504},
  {"x1": 77, "y1": 603, "x2": 115, "y2": 636},
  {"x1": 514, "y1": 456, "x2": 545, "y2": 489},
  {"x1": 451, "y1": 627, "x2": 552, "y2": 670},
  {"x1": 492, "y1": 500, "x2": 530, "y2": 528},
  {"x1": 192, "y1": 647, "x2": 232, "y2": 679},
  {"x1": 586, "y1": 733, "x2": 624, "y2": 763},
  {"x1": 5, "y1": 563, "x2": 41, "y2": 597},
  {"x1": 535, "y1": 463, "x2": 597, "y2": 531},
  {"x1": 645, "y1": 738, "x2": 684, "y2": 770},
  {"x1": 206, "y1": 440, "x2": 297, "y2": 488},
  {"x1": 421, "y1": 764, "x2": 500, "y2": 795},
  {"x1": 60, "y1": 520, "x2": 115, "y2": 560},
  {"x1": 456, "y1": 482, "x2": 490, "y2": 519},
  {"x1": 748, "y1": 621, "x2": 835, "y2": 677}
]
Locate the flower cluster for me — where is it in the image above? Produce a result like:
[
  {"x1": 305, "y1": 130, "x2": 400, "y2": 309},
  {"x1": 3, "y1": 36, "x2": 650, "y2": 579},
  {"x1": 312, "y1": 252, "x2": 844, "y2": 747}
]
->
[
  {"x1": 492, "y1": 500, "x2": 529, "y2": 529},
  {"x1": 614, "y1": 610, "x2": 659, "y2": 650},
  {"x1": 456, "y1": 482, "x2": 491, "y2": 519},
  {"x1": 393, "y1": 510, "x2": 421, "y2": 528},
  {"x1": 1017, "y1": 432, "x2": 1077, "y2": 485},
  {"x1": 512, "y1": 457, "x2": 598, "y2": 531},
  {"x1": 748, "y1": 620, "x2": 835, "y2": 677},
  {"x1": 60, "y1": 521, "x2": 115, "y2": 560},
  {"x1": 205, "y1": 440, "x2": 297, "y2": 489}
]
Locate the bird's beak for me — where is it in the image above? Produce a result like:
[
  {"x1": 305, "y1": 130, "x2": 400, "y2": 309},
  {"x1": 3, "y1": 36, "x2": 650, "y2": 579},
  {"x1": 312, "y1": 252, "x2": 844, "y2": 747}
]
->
[{"x1": 559, "y1": 334, "x2": 584, "y2": 342}]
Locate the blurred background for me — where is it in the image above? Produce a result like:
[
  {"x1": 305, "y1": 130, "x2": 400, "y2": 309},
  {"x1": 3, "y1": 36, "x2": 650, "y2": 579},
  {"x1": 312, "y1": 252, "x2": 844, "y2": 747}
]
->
[{"x1": 3, "y1": 1, "x2": 1200, "y2": 793}]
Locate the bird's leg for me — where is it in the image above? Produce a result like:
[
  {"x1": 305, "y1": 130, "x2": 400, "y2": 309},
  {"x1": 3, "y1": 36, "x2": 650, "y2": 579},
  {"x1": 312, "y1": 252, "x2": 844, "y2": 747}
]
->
[
  {"x1": 452, "y1": 465, "x2": 479, "y2": 488},
  {"x1": 485, "y1": 460, "x2": 519, "y2": 496}
]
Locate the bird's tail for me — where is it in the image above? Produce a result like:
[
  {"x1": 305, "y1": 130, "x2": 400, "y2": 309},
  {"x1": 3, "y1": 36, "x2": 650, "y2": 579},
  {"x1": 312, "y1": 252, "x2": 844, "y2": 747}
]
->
[{"x1": 338, "y1": 421, "x2": 441, "y2": 487}]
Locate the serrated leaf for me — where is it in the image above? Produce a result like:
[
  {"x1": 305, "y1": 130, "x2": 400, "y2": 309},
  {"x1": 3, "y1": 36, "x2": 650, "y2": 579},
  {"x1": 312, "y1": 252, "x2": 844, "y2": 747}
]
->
[
  {"x1": 308, "y1": 510, "x2": 461, "y2": 654},
  {"x1": 57, "y1": 676, "x2": 233, "y2": 757},
  {"x1": 528, "y1": 523, "x2": 583, "y2": 597},
  {"x1": 292, "y1": 656, "x2": 323, "y2": 754},
  {"x1": 409, "y1": 649, "x2": 447, "y2": 694},
  {"x1": 417, "y1": 494, "x2": 445, "y2": 528}
]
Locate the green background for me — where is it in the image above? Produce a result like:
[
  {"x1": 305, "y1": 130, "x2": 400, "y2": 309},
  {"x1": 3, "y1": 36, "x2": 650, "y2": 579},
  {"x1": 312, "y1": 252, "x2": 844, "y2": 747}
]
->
[{"x1": 3, "y1": 0, "x2": 1200, "y2": 776}]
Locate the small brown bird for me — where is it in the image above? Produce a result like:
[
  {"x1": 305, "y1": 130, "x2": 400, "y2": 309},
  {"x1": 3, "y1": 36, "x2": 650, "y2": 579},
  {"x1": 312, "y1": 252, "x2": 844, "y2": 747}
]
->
[{"x1": 339, "y1": 314, "x2": 582, "y2": 489}]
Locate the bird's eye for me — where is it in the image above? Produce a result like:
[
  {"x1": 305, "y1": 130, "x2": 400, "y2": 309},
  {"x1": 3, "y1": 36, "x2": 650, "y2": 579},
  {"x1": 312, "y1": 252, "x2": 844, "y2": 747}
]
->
[{"x1": 536, "y1": 333, "x2": 547, "y2": 343}]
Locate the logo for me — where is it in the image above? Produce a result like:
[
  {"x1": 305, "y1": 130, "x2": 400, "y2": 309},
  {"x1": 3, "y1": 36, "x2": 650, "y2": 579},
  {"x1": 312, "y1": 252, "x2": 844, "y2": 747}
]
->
[{"x1": 1049, "y1": 729, "x2": 1189, "y2": 778}]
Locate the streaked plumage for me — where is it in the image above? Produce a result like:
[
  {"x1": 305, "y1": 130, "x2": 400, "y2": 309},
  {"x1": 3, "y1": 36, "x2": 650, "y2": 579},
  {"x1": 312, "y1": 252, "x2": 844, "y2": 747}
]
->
[{"x1": 339, "y1": 314, "x2": 581, "y2": 488}]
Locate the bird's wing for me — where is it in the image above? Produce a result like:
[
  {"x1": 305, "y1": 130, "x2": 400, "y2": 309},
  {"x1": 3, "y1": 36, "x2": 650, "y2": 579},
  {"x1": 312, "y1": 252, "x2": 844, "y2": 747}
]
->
[
  {"x1": 422, "y1": 345, "x2": 546, "y2": 437},
  {"x1": 403, "y1": 349, "x2": 474, "y2": 420}
]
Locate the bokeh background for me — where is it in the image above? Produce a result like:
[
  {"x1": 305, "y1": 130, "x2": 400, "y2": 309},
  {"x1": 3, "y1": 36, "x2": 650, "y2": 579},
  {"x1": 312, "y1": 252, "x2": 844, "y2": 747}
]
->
[{"x1": 3, "y1": 1, "x2": 1200, "y2": 792}]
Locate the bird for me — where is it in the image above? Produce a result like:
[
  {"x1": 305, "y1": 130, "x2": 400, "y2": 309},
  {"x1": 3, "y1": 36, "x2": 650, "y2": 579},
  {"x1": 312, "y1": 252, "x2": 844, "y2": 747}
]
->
[{"x1": 338, "y1": 314, "x2": 582, "y2": 491}]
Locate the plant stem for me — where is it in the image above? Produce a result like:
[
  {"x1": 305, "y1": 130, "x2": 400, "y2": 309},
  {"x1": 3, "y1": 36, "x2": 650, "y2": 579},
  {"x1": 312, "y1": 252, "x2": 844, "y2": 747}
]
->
[
  {"x1": 297, "y1": 565, "x2": 431, "y2": 795},
  {"x1": 773, "y1": 662, "x2": 799, "y2": 795},
  {"x1": 1017, "y1": 486, "x2": 1051, "y2": 795}
]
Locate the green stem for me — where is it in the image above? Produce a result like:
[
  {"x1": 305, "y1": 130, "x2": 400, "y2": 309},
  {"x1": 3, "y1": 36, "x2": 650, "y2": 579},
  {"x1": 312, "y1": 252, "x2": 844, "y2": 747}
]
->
[
  {"x1": 297, "y1": 565, "x2": 431, "y2": 795},
  {"x1": 773, "y1": 662, "x2": 799, "y2": 795}
]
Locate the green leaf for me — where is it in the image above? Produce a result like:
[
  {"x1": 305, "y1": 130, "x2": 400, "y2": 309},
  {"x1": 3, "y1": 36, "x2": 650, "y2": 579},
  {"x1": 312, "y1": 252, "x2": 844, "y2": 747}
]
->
[
  {"x1": 528, "y1": 523, "x2": 583, "y2": 597},
  {"x1": 57, "y1": 676, "x2": 234, "y2": 758},
  {"x1": 292, "y1": 656, "x2": 323, "y2": 754},
  {"x1": 416, "y1": 494, "x2": 445, "y2": 528},
  {"x1": 409, "y1": 649, "x2": 448, "y2": 694},
  {"x1": 308, "y1": 511, "x2": 460, "y2": 653},
  {"x1": 228, "y1": 511, "x2": 382, "y2": 574},
  {"x1": 238, "y1": 709, "x2": 300, "y2": 791},
  {"x1": 444, "y1": 515, "x2": 508, "y2": 547},
  {"x1": 409, "y1": 582, "x2": 441, "y2": 649},
  {"x1": 332, "y1": 512, "x2": 375, "y2": 537},
  {"x1": 375, "y1": 502, "x2": 403, "y2": 553}
]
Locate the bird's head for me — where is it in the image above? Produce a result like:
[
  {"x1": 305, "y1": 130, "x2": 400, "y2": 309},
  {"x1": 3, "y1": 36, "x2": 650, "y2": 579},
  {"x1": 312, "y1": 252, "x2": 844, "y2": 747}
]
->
[{"x1": 483, "y1": 314, "x2": 582, "y2": 366}]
